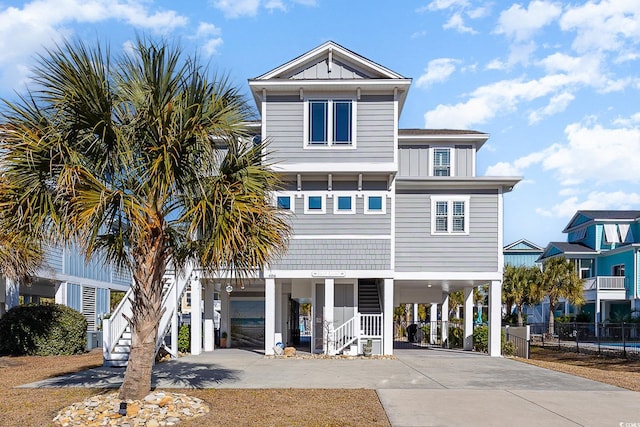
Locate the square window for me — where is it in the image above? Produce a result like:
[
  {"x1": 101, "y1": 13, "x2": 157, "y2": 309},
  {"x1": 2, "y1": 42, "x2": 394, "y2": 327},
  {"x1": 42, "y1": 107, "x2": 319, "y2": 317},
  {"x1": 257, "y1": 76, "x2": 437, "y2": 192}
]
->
[
  {"x1": 337, "y1": 196, "x2": 352, "y2": 210},
  {"x1": 365, "y1": 195, "x2": 386, "y2": 214},
  {"x1": 333, "y1": 101, "x2": 352, "y2": 144},
  {"x1": 309, "y1": 101, "x2": 328, "y2": 144},
  {"x1": 308, "y1": 196, "x2": 322, "y2": 210},
  {"x1": 277, "y1": 196, "x2": 291, "y2": 210},
  {"x1": 432, "y1": 197, "x2": 469, "y2": 235}
]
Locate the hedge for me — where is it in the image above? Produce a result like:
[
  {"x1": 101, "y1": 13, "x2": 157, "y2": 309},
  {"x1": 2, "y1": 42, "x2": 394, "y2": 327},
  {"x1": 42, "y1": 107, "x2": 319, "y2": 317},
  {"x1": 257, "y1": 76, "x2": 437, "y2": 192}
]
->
[{"x1": 0, "y1": 303, "x2": 88, "y2": 356}]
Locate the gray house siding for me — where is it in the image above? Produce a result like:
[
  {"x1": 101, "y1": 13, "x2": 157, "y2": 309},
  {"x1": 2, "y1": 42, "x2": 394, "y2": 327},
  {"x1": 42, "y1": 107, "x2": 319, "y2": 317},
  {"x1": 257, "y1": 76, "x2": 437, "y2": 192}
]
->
[
  {"x1": 271, "y1": 238, "x2": 391, "y2": 270},
  {"x1": 395, "y1": 190, "x2": 499, "y2": 272},
  {"x1": 289, "y1": 196, "x2": 391, "y2": 235},
  {"x1": 264, "y1": 95, "x2": 394, "y2": 164},
  {"x1": 398, "y1": 144, "x2": 475, "y2": 177}
]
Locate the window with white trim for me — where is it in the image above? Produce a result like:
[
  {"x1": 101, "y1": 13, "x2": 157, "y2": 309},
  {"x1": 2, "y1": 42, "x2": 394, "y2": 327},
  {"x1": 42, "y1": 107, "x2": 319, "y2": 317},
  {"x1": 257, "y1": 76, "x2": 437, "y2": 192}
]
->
[
  {"x1": 334, "y1": 195, "x2": 355, "y2": 214},
  {"x1": 431, "y1": 196, "x2": 469, "y2": 235},
  {"x1": 433, "y1": 148, "x2": 451, "y2": 176},
  {"x1": 613, "y1": 264, "x2": 625, "y2": 277},
  {"x1": 276, "y1": 195, "x2": 294, "y2": 212},
  {"x1": 304, "y1": 194, "x2": 325, "y2": 214},
  {"x1": 365, "y1": 195, "x2": 386, "y2": 214},
  {"x1": 306, "y1": 99, "x2": 355, "y2": 147}
]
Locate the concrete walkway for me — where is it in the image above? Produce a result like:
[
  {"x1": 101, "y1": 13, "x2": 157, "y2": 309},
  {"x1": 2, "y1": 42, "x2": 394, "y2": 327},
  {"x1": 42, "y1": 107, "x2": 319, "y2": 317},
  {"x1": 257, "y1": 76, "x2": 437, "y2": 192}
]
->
[{"x1": 21, "y1": 348, "x2": 640, "y2": 426}]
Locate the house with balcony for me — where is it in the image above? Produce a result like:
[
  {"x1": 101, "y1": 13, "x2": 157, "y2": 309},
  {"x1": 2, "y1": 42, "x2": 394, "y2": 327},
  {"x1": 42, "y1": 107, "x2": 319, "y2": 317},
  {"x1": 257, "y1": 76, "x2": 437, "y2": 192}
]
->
[
  {"x1": 102, "y1": 41, "x2": 521, "y2": 365},
  {"x1": 537, "y1": 210, "x2": 640, "y2": 324}
]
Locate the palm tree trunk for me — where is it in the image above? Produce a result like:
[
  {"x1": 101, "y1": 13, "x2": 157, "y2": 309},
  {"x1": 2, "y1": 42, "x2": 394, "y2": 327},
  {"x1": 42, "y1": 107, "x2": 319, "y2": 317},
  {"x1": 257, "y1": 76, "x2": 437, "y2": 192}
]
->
[
  {"x1": 516, "y1": 304, "x2": 524, "y2": 327},
  {"x1": 548, "y1": 302, "x2": 556, "y2": 336},
  {"x1": 119, "y1": 232, "x2": 166, "y2": 401}
]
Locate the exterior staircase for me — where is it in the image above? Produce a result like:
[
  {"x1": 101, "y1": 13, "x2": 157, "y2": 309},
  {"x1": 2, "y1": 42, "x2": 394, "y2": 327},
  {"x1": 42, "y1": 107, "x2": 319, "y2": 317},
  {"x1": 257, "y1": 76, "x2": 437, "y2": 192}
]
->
[
  {"x1": 358, "y1": 279, "x2": 382, "y2": 314},
  {"x1": 103, "y1": 263, "x2": 195, "y2": 367}
]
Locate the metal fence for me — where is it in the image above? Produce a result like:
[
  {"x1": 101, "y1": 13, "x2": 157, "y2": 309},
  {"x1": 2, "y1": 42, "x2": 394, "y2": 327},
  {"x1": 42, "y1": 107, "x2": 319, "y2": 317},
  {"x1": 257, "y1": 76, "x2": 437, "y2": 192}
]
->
[
  {"x1": 503, "y1": 326, "x2": 530, "y2": 359},
  {"x1": 529, "y1": 322, "x2": 640, "y2": 358},
  {"x1": 394, "y1": 320, "x2": 465, "y2": 349}
]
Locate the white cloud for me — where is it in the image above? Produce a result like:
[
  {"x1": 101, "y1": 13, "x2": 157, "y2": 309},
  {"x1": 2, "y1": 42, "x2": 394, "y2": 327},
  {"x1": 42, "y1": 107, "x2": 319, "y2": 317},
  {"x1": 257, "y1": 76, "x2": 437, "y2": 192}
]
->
[
  {"x1": 213, "y1": 0, "x2": 260, "y2": 18},
  {"x1": 265, "y1": 0, "x2": 286, "y2": 11},
  {"x1": 467, "y1": 6, "x2": 490, "y2": 19},
  {"x1": 528, "y1": 91, "x2": 575, "y2": 124},
  {"x1": 495, "y1": 1, "x2": 562, "y2": 42},
  {"x1": 194, "y1": 22, "x2": 223, "y2": 56},
  {"x1": 613, "y1": 112, "x2": 640, "y2": 126},
  {"x1": 486, "y1": 148, "x2": 551, "y2": 176},
  {"x1": 537, "y1": 191, "x2": 640, "y2": 218},
  {"x1": 411, "y1": 30, "x2": 428, "y2": 39},
  {"x1": 426, "y1": 0, "x2": 469, "y2": 11},
  {"x1": 196, "y1": 22, "x2": 222, "y2": 38},
  {"x1": 443, "y1": 13, "x2": 476, "y2": 34},
  {"x1": 416, "y1": 58, "x2": 459, "y2": 88},
  {"x1": 202, "y1": 38, "x2": 224, "y2": 56},
  {"x1": 560, "y1": 0, "x2": 640, "y2": 54}
]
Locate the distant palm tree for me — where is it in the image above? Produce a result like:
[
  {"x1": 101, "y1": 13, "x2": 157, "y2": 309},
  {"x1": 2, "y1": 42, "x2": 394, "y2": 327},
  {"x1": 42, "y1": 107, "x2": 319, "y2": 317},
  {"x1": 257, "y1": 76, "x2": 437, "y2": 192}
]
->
[
  {"x1": 536, "y1": 257, "x2": 584, "y2": 334},
  {"x1": 0, "y1": 38, "x2": 290, "y2": 400},
  {"x1": 503, "y1": 265, "x2": 542, "y2": 326}
]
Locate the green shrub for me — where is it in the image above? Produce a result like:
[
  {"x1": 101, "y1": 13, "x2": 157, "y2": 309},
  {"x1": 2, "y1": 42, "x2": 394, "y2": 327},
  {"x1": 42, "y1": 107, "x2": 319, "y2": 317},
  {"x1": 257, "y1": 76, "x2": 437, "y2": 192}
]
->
[
  {"x1": 502, "y1": 340, "x2": 517, "y2": 356},
  {"x1": 447, "y1": 326, "x2": 464, "y2": 348},
  {"x1": 473, "y1": 325, "x2": 488, "y2": 352},
  {"x1": 0, "y1": 303, "x2": 87, "y2": 356},
  {"x1": 178, "y1": 324, "x2": 190, "y2": 353}
]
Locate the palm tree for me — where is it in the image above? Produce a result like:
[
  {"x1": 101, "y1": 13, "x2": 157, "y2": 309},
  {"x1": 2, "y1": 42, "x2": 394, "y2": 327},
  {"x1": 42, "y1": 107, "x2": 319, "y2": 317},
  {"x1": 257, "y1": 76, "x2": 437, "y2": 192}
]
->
[
  {"x1": 503, "y1": 265, "x2": 542, "y2": 326},
  {"x1": 537, "y1": 257, "x2": 584, "y2": 334},
  {"x1": 0, "y1": 38, "x2": 290, "y2": 400}
]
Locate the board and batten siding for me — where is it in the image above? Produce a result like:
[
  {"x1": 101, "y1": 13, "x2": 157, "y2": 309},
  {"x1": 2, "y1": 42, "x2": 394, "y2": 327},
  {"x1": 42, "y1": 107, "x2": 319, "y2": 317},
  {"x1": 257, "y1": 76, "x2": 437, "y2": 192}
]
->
[
  {"x1": 395, "y1": 190, "x2": 499, "y2": 272},
  {"x1": 270, "y1": 238, "x2": 391, "y2": 270},
  {"x1": 264, "y1": 95, "x2": 394, "y2": 164},
  {"x1": 398, "y1": 145, "x2": 475, "y2": 177},
  {"x1": 289, "y1": 196, "x2": 391, "y2": 235}
]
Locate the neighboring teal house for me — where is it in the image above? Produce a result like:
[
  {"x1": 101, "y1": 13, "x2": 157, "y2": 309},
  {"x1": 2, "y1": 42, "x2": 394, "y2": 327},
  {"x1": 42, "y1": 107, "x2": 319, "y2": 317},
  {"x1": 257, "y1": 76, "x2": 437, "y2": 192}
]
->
[
  {"x1": 504, "y1": 239, "x2": 543, "y2": 267},
  {"x1": 538, "y1": 210, "x2": 640, "y2": 324}
]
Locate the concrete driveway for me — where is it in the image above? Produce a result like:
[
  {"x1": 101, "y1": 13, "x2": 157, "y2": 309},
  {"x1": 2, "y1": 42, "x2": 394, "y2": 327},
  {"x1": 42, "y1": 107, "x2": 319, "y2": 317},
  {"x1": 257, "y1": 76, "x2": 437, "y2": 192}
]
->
[{"x1": 21, "y1": 347, "x2": 640, "y2": 426}]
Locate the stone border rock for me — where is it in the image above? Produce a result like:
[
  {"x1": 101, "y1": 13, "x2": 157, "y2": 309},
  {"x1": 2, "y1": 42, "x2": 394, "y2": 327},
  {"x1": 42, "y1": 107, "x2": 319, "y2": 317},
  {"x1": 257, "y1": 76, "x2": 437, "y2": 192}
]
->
[{"x1": 53, "y1": 391, "x2": 209, "y2": 426}]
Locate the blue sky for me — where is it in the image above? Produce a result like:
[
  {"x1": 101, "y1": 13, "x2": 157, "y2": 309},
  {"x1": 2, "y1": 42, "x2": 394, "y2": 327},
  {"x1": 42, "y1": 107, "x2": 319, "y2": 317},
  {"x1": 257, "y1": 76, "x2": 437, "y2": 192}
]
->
[{"x1": 1, "y1": 0, "x2": 639, "y2": 248}]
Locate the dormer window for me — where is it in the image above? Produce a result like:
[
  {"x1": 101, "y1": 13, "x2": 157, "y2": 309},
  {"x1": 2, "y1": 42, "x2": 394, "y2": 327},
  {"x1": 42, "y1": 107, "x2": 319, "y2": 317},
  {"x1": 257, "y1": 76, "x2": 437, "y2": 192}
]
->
[
  {"x1": 306, "y1": 98, "x2": 356, "y2": 147},
  {"x1": 433, "y1": 148, "x2": 451, "y2": 176}
]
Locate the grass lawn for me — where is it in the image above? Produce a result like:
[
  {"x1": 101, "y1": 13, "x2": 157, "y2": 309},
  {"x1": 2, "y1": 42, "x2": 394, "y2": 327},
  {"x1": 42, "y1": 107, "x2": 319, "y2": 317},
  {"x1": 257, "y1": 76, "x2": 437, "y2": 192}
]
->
[
  {"x1": 521, "y1": 346, "x2": 640, "y2": 391},
  {"x1": 0, "y1": 350, "x2": 390, "y2": 427}
]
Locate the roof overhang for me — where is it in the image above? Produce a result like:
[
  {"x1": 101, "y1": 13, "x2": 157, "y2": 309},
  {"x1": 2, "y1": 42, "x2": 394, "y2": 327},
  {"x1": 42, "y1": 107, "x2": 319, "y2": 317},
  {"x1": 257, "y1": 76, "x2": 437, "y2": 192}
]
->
[
  {"x1": 395, "y1": 176, "x2": 522, "y2": 193},
  {"x1": 398, "y1": 132, "x2": 489, "y2": 150}
]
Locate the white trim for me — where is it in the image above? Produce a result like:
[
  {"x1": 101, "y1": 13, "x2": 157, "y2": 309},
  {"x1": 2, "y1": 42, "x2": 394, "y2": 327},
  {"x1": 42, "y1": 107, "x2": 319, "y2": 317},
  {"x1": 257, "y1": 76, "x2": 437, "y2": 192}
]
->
[
  {"x1": 471, "y1": 143, "x2": 477, "y2": 176},
  {"x1": 364, "y1": 194, "x2": 387, "y2": 214},
  {"x1": 430, "y1": 195, "x2": 470, "y2": 235},
  {"x1": 34, "y1": 270, "x2": 130, "y2": 292},
  {"x1": 498, "y1": 188, "x2": 504, "y2": 273},
  {"x1": 291, "y1": 234, "x2": 391, "y2": 240},
  {"x1": 272, "y1": 162, "x2": 396, "y2": 173},
  {"x1": 333, "y1": 194, "x2": 356, "y2": 214},
  {"x1": 303, "y1": 97, "x2": 357, "y2": 149},
  {"x1": 304, "y1": 194, "x2": 326, "y2": 214},
  {"x1": 266, "y1": 269, "x2": 395, "y2": 279},
  {"x1": 393, "y1": 271, "x2": 503, "y2": 281},
  {"x1": 429, "y1": 146, "x2": 455, "y2": 177},
  {"x1": 275, "y1": 193, "x2": 295, "y2": 213}
]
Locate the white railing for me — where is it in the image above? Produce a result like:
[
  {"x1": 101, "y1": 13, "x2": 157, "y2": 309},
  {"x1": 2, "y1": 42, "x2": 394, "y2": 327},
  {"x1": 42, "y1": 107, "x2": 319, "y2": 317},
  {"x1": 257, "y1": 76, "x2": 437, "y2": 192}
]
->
[
  {"x1": 103, "y1": 282, "x2": 133, "y2": 362},
  {"x1": 332, "y1": 315, "x2": 358, "y2": 355},
  {"x1": 330, "y1": 313, "x2": 384, "y2": 355},
  {"x1": 597, "y1": 276, "x2": 626, "y2": 290},
  {"x1": 154, "y1": 263, "x2": 195, "y2": 356}
]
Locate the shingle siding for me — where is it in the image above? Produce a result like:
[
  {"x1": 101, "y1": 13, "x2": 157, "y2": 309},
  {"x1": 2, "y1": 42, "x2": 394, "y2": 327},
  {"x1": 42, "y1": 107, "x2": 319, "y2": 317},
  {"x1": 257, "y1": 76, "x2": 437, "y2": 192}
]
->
[{"x1": 271, "y1": 239, "x2": 391, "y2": 270}]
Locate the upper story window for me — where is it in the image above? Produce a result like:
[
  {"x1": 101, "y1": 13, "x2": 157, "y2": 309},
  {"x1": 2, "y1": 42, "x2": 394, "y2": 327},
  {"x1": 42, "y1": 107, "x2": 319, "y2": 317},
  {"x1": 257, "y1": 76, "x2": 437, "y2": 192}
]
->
[
  {"x1": 306, "y1": 99, "x2": 356, "y2": 147},
  {"x1": 433, "y1": 148, "x2": 451, "y2": 176},
  {"x1": 431, "y1": 196, "x2": 469, "y2": 235},
  {"x1": 304, "y1": 194, "x2": 326, "y2": 214},
  {"x1": 365, "y1": 195, "x2": 386, "y2": 214},
  {"x1": 277, "y1": 195, "x2": 294, "y2": 212},
  {"x1": 334, "y1": 195, "x2": 355, "y2": 214},
  {"x1": 613, "y1": 264, "x2": 625, "y2": 277}
]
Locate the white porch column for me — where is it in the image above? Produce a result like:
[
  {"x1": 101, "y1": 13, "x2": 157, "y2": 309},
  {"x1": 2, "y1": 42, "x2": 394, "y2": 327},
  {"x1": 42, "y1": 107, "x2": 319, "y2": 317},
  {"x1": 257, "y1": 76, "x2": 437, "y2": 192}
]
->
[
  {"x1": 324, "y1": 278, "x2": 335, "y2": 355},
  {"x1": 220, "y1": 286, "x2": 230, "y2": 347},
  {"x1": 190, "y1": 279, "x2": 202, "y2": 355},
  {"x1": 413, "y1": 303, "x2": 419, "y2": 323},
  {"x1": 275, "y1": 281, "x2": 283, "y2": 338},
  {"x1": 430, "y1": 303, "x2": 438, "y2": 344},
  {"x1": 170, "y1": 274, "x2": 179, "y2": 358},
  {"x1": 383, "y1": 278, "x2": 394, "y2": 355},
  {"x1": 488, "y1": 280, "x2": 502, "y2": 357},
  {"x1": 464, "y1": 287, "x2": 474, "y2": 351},
  {"x1": 203, "y1": 282, "x2": 214, "y2": 352},
  {"x1": 265, "y1": 277, "x2": 276, "y2": 355},
  {"x1": 441, "y1": 293, "x2": 449, "y2": 345},
  {"x1": 54, "y1": 282, "x2": 67, "y2": 305}
]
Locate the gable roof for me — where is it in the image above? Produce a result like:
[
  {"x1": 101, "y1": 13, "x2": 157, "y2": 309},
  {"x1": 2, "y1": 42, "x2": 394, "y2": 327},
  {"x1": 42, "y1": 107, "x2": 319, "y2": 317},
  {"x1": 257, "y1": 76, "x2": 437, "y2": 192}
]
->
[
  {"x1": 563, "y1": 210, "x2": 640, "y2": 232},
  {"x1": 503, "y1": 239, "x2": 544, "y2": 252},
  {"x1": 537, "y1": 242, "x2": 597, "y2": 262},
  {"x1": 248, "y1": 41, "x2": 412, "y2": 113}
]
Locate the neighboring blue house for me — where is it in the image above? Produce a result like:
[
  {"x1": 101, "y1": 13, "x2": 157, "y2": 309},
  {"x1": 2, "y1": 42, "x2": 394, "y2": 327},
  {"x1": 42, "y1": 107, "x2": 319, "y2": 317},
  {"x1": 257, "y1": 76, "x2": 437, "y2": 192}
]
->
[
  {"x1": 538, "y1": 210, "x2": 640, "y2": 323},
  {"x1": 1, "y1": 244, "x2": 131, "y2": 333},
  {"x1": 504, "y1": 239, "x2": 543, "y2": 267}
]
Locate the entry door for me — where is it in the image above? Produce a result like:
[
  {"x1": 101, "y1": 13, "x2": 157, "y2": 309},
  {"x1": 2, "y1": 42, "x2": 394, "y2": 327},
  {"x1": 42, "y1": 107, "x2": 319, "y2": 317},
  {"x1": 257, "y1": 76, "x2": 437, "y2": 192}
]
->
[{"x1": 334, "y1": 283, "x2": 355, "y2": 328}]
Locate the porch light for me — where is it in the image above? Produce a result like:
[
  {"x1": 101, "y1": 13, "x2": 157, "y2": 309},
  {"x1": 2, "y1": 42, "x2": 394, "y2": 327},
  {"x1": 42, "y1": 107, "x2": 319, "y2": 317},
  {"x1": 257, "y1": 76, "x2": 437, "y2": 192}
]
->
[{"x1": 225, "y1": 284, "x2": 233, "y2": 294}]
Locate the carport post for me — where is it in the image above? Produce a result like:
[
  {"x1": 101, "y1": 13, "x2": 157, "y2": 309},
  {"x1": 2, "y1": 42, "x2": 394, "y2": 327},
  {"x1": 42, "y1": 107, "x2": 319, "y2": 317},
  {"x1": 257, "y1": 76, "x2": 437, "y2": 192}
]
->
[
  {"x1": 324, "y1": 278, "x2": 335, "y2": 355},
  {"x1": 430, "y1": 303, "x2": 438, "y2": 344},
  {"x1": 464, "y1": 287, "x2": 474, "y2": 350},
  {"x1": 265, "y1": 277, "x2": 276, "y2": 355},
  {"x1": 383, "y1": 278, "x2": 394, "y2": 355},
  {"x1": 203, "y1": 282, "x2": 215, "y2": 352},
  {"x1": 488, "y1": 280, "x2": 502, "y2": 356},
  {"x1": 190, "y1": 278, "x2": 202, "y2": 355},
  {"x1": 441, "y1": 293, "x2": 449, "y2": 346}
]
